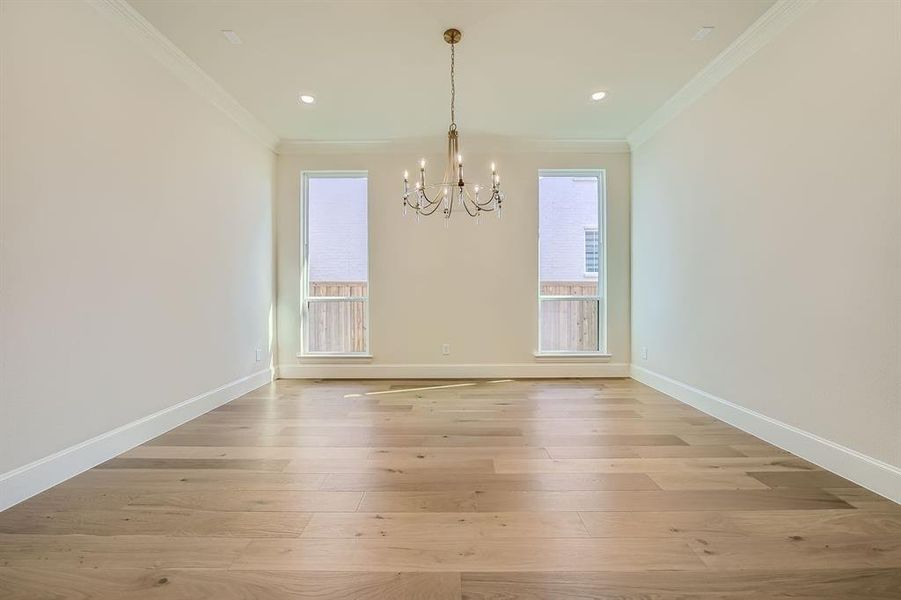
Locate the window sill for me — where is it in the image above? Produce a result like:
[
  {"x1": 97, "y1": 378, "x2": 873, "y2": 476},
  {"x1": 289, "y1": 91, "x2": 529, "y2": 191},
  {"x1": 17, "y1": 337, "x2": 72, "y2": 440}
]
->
[
  {"x1": 296, "y1": 353, "x2": 373, "y2": 360},
  {"x1": 533, "y1": 352, "x2": 612, "y2": 362}
]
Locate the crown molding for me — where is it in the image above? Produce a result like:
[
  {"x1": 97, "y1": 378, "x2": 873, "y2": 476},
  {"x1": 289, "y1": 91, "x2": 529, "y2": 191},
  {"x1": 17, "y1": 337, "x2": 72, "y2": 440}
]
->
[
  {"x1": 627, "y1": 0, "x2": 818, "y2": 149},
  {"x1": 277, "y1": 136, "x2": 630, "y2": 156},
  {"x1": 86, "y1": 0, "x2": 279, "y2": 152}
]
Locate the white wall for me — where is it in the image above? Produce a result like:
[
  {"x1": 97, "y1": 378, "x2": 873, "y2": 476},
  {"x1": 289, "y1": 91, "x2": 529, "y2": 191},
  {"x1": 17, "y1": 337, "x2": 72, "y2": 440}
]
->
[
  {"x1": 631, "y1": 1, "x2": 900, "y2": 493},
  {"x1": 277, "y1": 143, "x2": 630, "y2": 376},
  {"x1": 0, "y1": 0, "x2": 275, "y2": 497}
]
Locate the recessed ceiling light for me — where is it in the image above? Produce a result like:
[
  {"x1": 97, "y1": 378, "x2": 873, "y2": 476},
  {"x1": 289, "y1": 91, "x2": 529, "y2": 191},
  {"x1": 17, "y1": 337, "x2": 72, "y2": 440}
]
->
[
  {"x1": 692, "y1": 26, "x2": 715, "y2": 41},
  {"x1": 590, "y1": 91, "x2": 607, "y2": 101},
  {"x1": 221, "y1": 30, "x2": 242, "y2": 45},
  {"x1": 299, "y1": 94, "x2": 316, "y2": 105}
]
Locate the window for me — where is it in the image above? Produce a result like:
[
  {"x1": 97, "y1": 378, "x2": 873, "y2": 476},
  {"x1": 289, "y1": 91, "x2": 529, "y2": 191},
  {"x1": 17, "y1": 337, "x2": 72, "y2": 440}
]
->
[
  {"x1": 538, "y1": 171, "x2": 605, "y2": 353},
  {"x1": 584, "y1": 228, "x2": 599, "y2": 275},
  {"x1": 301, "y1": 172, "x2": 369, "y2": 355}
]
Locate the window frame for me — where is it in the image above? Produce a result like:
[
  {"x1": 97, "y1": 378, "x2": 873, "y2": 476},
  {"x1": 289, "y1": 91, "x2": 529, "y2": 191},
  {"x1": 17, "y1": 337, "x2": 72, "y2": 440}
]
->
[
  {"x1": 299, "y1": 170, "x2": 371, "y2": 357},
  {"x1": 536, "y1": 169, "x2": 607, "y2": 356}
]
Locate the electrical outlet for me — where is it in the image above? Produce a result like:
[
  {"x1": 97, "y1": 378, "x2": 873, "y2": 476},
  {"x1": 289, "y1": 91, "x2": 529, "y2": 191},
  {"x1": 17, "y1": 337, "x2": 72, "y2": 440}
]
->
[
  {"x1": 255, "y1": 348, "x2": 263, "y2": 362},
  {"x1": 441, "y1": 343, "x2": 451, "y2": 356},
  {"x1": 640, "y1": 346, "x2": 648, "y2": 360}
]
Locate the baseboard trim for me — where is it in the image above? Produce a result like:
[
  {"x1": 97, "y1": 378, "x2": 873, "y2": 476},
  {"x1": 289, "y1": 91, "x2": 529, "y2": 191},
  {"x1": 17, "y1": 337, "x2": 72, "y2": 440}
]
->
[
  {"x1": 630, "y1": 365, "x2": 901, "y2": 504},
  {"x1": 279, "y1": 362, "x2": 630, "y2": 379},
  {"x1": 0, "y1": 368, "x2": 273, "y2": 511}
]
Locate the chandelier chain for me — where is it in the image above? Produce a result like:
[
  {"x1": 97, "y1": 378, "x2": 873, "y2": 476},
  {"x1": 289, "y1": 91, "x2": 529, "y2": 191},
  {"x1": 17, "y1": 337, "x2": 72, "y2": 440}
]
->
[{"x1": 449, "y1": 41, "x2": 456, "y2": 130}]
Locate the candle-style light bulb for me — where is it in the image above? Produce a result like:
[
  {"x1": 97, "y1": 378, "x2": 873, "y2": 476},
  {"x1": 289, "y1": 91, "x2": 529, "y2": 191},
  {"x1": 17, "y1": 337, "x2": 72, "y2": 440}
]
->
[
  {"x1": 404, "y1": 170, "x2": 408, "y2": 180},
  {"x1": 420, "y1": 159, "x2": 426, "y2": 169},
  {"x1": 491, "y1": 162, "x2": 496, "y2": 173}
]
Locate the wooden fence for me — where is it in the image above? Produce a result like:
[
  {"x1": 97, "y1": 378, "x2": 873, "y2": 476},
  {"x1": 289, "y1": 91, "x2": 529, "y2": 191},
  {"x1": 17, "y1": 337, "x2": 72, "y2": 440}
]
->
[
  {"x1": 307, "y1": 282, "x2": 368, "y2": 353},
  {"x1": 540, "y1": 281, "x2": 601, "y2": 352}
]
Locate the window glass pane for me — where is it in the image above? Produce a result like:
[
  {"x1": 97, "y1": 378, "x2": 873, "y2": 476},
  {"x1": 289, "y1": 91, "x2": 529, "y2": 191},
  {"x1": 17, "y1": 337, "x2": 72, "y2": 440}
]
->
[
  {"x1": 308, "y1": 177, "x2": 368, "y2": 297},
  {"x1": 307, "y1": 300, "x2": 367, "y2": 353},
  {"x1": 540, "y1": 299, "x2": 599, "y2": 352},
  {"x1": 305, "y1": 175, "x2": 368, "y2": 353},
  {"x1": 539, "y1": 175, "x2": 600, "y2": 297}
]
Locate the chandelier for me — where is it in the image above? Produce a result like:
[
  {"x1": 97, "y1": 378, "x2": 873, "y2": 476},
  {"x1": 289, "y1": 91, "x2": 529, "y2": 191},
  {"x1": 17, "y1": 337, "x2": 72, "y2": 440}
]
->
[{"x1": 402, "y1": 28, "x2": 504, "y2": 226}]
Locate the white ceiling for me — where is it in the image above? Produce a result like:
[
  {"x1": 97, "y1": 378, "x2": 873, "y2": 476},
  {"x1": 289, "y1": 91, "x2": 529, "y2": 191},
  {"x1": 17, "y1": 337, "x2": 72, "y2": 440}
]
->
[{"x1": 129, "y1": 0, "x2": 774, "y2": 142}]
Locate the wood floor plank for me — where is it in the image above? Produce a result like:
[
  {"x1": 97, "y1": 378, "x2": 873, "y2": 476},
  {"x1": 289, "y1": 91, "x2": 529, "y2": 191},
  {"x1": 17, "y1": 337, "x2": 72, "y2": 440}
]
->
[
  {"x1": 578, "y1": 509, "x2": 901, "y2": 538},
  {"x1": 731, "y1": 443, "x2": 794, "y2": 457},
  {"x1": 460, "y1": 569, "x2": 901, "y2": 599},
  {"x1": 97, "y1": 458, "x2": 291, "y2": 471},
  {"x1": 231, "y1": 537, "x2": 705, "y2": 572},
  {"x1": 45, "y1": 469, "x2": 326, "y2": 491},
  {"x1": 320, "y1": 472, "x2": 659, "y2": 492},
  {"x1": 301, "y1": 512, "x2": 590, "y2": 539},
  {"x1": 280, "y1": 425, "x2": 525, "y2": 437},
  {"x1": 825, "y1": 487, "x2": 900, "y2": 510},
  {"x1": 648, "y1": 471, "x2": 772, "y2": 490},
  {"x1": 121, "y1": 445, "x2": 549, "y2": 460},
  {"x1": 0, "y1": 569, "x2": 461, "y2": 600},
  {"x1": 748, "y1": 470, "x2": 857, "y2": 488},
  {"x1": 125, "y1": 490, "x2": 363, "y2": 512},
  {"x1": 688, "y1": 535, "x2": 901, "y2": 570},
  {"x1": 358, "y1": 489, "x2": 853, "y2": 513},
  {"x1": 0, "y1": 508, "x2": 311, "y2": 537},
  {"x1": 283, "y1": 457, "x2": 496, "y2": 474},
  {"x1": 635, "y1": 445, "x2": 748, "y2": 458},
  {"x1": 548, "y1": 444, "x2": 744, "y2": 459},
  {"x1": 493, "y1": 456, "x2": 817, "y2": 474},
  {"x1": 0, "y1": 534, "x2": 250, "y2": 569}
]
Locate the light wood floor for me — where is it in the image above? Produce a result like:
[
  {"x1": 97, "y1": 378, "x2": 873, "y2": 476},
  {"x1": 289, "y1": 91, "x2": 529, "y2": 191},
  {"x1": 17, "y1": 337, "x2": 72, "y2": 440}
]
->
[{"x1": 1, "y1": 378, "x2": 900, "y2": 599}]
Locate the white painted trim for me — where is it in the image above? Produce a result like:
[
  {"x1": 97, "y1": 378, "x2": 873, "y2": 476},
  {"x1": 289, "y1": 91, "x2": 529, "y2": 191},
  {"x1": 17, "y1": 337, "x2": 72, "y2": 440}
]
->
[
  {"x1": 299, "y1": 171, "x2": 371, "y2": 356},
  {"x1": 86, "y1": 0, "x2": 279, "y2": 151},
  {"x1": 278, "y1": 137, "x2": 631, "y2": 156},
  {"x1": 0, "y1": 369, "x2": 273, "y2": 511},
  {"x1": 631, "y1": 365, "x2": 901, "y2": 504},
  {"x1": 278, "y1": 362, "x2": 629, "y2": 379},
  {"x1": 537, "y1": 169, "x2": 607, "y2": 354},
  {"x1": 627, "y1": 0, "x2": 818, "y2": 149},
  {"x1": 533, "y1": 352, "x2": 612, "y2": 361}
]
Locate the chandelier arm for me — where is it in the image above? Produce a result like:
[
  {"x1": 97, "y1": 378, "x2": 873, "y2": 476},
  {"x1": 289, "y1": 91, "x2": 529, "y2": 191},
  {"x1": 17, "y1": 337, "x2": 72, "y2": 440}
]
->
[
  {"x1": 472, "y1": 190, "x2": 499, "y2": 209},
  {"x1": 419, "y1": 198, "x2": 445, "y2": 216},
  {"x1": 459, "y1": 189, "x2": 480, "y2": 217},
  {"x1": 418, "y1": 188, "x2": 441, "y2": 206}
]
